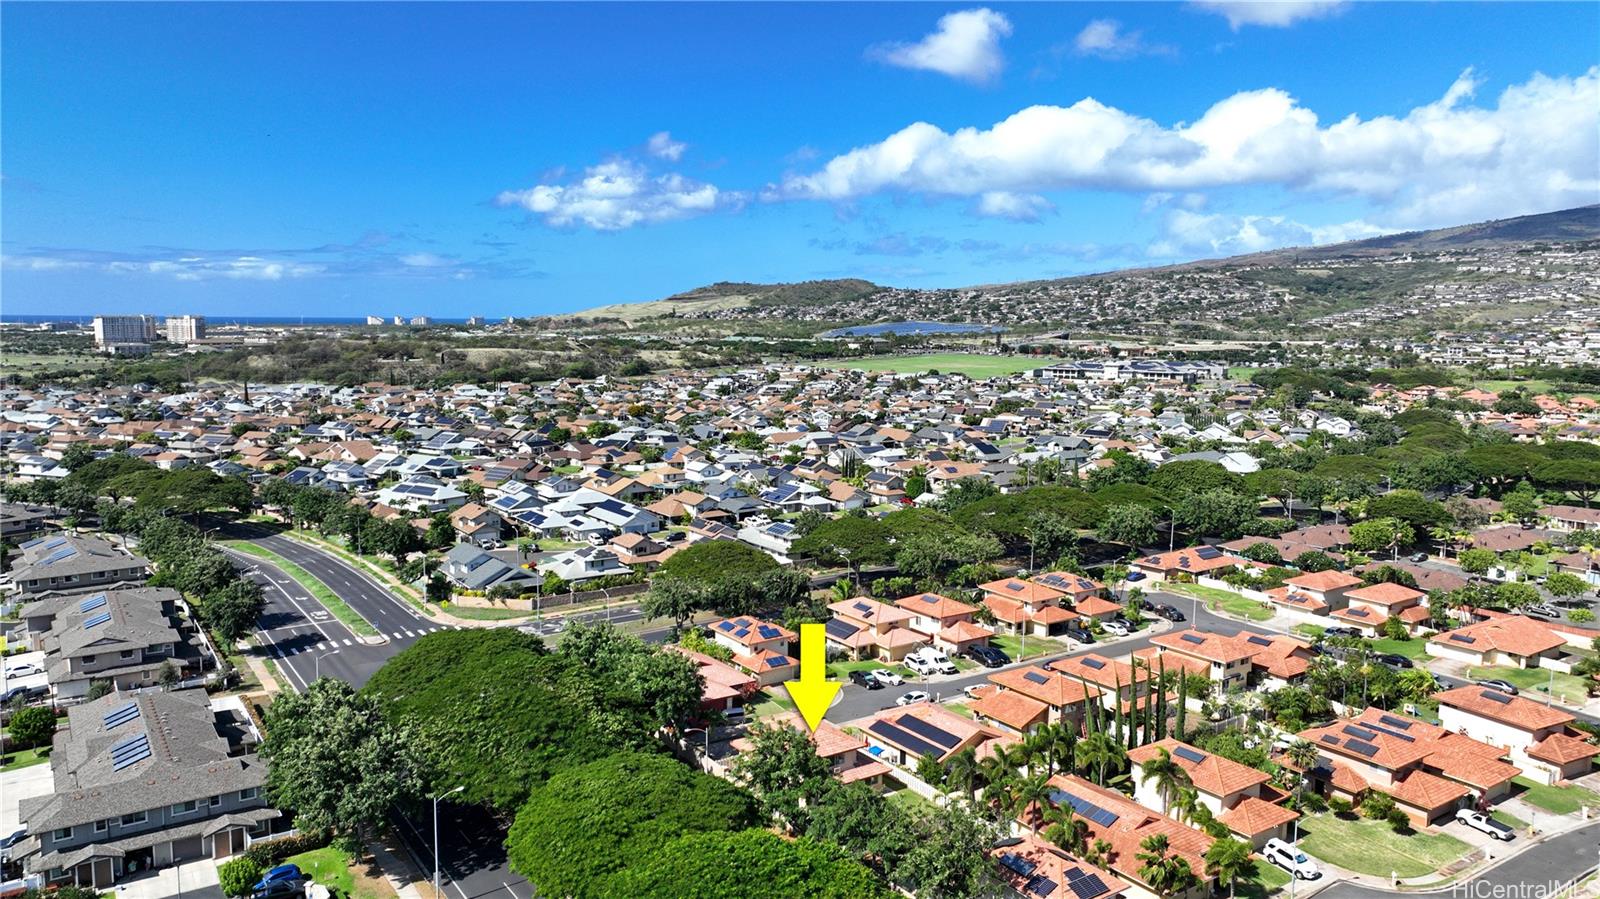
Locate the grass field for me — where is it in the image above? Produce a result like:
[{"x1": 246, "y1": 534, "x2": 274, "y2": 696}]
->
[
  {"x1": 1467, "y1": 666, "x2": 1590, "y2": 703},
  {"x1": 1236, "y1": 859, "x2": 1290, "y2": 899},
  {"x1": 222, "y1": 541, "x2": 380, "y2": 637},
  {"x1": 1512, "y1": 777, "x2": 1600, "y2": 814},
  {"x1": 0, "y1": 352, "x2": 110, "y2": 378},
  {"x1": 447, "y1": 605, "x2": 534, "y2": 621},
  {"x1": 284, "y1": 847, "x2": 391, "y2": 899},
  {"x1": 1297, "y1": 814, "x2": 1470, "y2": 878},
  {"x1": 823, "y1": 353, "x2": 1065, "y2": 378},
  {"x1": 1369, "y1": 636, "x2": 1430, "y2": 660},
  {"x1": 826, "y1": 658, "x2": 913, "y2": 680},
  {"x1": 1164, "y1": 583, "x2": 1275, "y2": 621},
  {"x1": 991, "y1": 633, "x2": 1068, "y2": 661},
  {"x1": 1, "y1": 744, "x2": 48, "y2": 771}
]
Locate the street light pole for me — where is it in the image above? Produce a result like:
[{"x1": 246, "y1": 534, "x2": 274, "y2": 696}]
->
[
  {"x1": 315, "y1": 648, "x2": 340, "y2": 680},
  {"x1": 433, "y1": 785, "x2": 466, "y2": 899}
]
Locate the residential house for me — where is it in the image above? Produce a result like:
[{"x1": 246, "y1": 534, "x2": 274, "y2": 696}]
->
[
  {"x1": 440, "y1": 544, "x2": 539, "y2": 593},
  {"x1": 21, "y1": 587, "x2": 196, "y2": 701},
  {"x1": 894, "y1": 592, "x2": 992, "y2": 653},
  {"x1": 1129, "y1": 739, "x2": 1298, "y2": 849},
  {"x1": 1334, "y1": 581, "x2": 1429, "y2": 637},
  {"x1": 978, "y1": 577, "x2": 1079, "y2": 638},
  {"x1": 449, "y1": 502, "x2": 503, "y2": 547},
  {"x1": 707, "y1": 617, "x2": 798, "y2": 687},
  {"x1": 1295, "y1": 717, "x2": 1470, "y2": 826},
  {"x1": 824, "y1": 598, "x2": 925, "y2": 662},
  {"x1": 1040, "y1": 775, "x2": 1213, "y2": 899},
  {"x1": 1426, "y1": 615, "x2": 1566, "y2": 668},
  {"x1": 10, "y1": 533, "x2": 151, "y2": 596},
  {"x1": 1434, "y1": 686, "x2": 1600, "y2": 784},
  {"x1": 989, "y1": 836, "x2": 1128, "y2": 899}
]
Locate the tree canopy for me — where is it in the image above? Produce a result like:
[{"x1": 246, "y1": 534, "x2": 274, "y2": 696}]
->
[{"x1": 608, "y1": 829, "x2": 895, "y2": 899}]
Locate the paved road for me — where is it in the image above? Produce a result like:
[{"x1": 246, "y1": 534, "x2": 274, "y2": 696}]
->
[
  {"x1": 1319, "y1": 820, "x2": 1600, "y2": 899},
  {"x1": 391, "y1": 803, "x2": 533, "y2": 899}
]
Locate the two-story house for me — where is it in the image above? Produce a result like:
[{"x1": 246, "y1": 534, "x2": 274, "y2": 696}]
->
[
  {"x1": 978, "y1": 577, "x2": 1079, "y2": 638},
  {"x1": 1147, "y1": 630, "x2": 1254, "y2": 691},
  {"x1": 449, "y1": 502, "x2": 503, "y2": 547},
  {"x1": 893, "y1": 592, "x2": 991, "y2": 654},
  {"x1": 1130, "y1": 739, "x2": 1298, "y2": 849},
  {"x1": 1331, "y1": 582, "x2": 1429, "y2": 637},
  {"x1": 1435, "y1": 686, "x2": 1600, "y2": 784},
  {"x1": 10, "y1": 534, "x2": 150, "y2": 596},
  {"x1": 977, "y1": 666, "x2": 1101, "y2": 732},
  {"x1": 707, "y1": 616, "x2": 798, "y2": 687},
  {"x1": 15, "y1": 689, "x2": 282, "y2": 888},
  {"x1": 824, "y1": 597, "x2": 924, "y2": 662},
  {"x1": 23, "y1": 588, "x2": 194, "y2": 701}
]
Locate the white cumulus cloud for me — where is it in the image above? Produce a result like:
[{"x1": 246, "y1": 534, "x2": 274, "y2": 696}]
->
[
  {"x1": 1190, "y1": 1, "x2": 1348, "y2": 30},
  {"x1": 1149, "y1": 209, "x2": 1385, "y2": 258},
  {"x1": 647, "y1": 131, "x2": 687, "y2": 161},
  {"x1": 975, "y1": 191, "x2": 1055, "y2": 221},
  {"x1": 496, "y1": 158, "x2": 729, "y2": 231},
  {"x1": 871, "y1": 8, "x2": 1013, "y2": 84},
  {"x1": 776, "y1": 67, "x2": 1600, "y2": 231},
  {"x1": 1074, "y1": 19, "x2": 1171, "y2": 60}
]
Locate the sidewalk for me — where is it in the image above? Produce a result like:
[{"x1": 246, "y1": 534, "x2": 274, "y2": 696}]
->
[{"x1": 369, "y1": 834, "x2": 436, "y2": 899}]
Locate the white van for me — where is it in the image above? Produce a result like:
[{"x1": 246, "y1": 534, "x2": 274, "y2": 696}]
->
[{"x1": 905, "y1": 648, "x2": 958, "y2": 677}]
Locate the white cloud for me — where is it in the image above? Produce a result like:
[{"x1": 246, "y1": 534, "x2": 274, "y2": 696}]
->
[
  {"x1": 496, "y1": 158, "x2": 730, "y2": 231},
  {"x1": 1191, "y1": 1, "x2": 1347, "y2": 30},
  {"x1": 1074, "y1": 19, "x2": 1171, "y2": 60},
  {"x1": 871, "y1": 8, "x2": 1012, "y2": 84},
  {"x1": 1149, "y1": 209, "x2": 1385, "y2": 258},
  {"x1": 647, "y1": 131, "x2": 687, "y2": 161},
  {"x1": 975, "y1": 191, "x2": 1054, "y2": 221},
  {"x1": 114, "y1": 256, "x2": 325, "y2": 281},
  {"x1": 777, "y1": 67, "x2": 1600, "y2": 231}
]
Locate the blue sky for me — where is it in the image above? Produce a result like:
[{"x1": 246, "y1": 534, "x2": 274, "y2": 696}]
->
[{"x1": 4, "y1": 1, "x2": 1597, "y2": 319}]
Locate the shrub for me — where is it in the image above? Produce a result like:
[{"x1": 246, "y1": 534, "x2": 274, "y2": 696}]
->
[
  {"x1": 7, "y1": 705, "x2": 58, "y2": 748},
  {"x1": 1327, "y1": 796, "x2": 1353, "y2": 817},
  {"x1": 1361, "y1": 792, "x2": 1397, "y2": 821},
  {"x1": 1386, "y1": 807, "x2": 1412, "y2": 833},
  {"x1": 241, "y1": 830, "x2": 331, "y2": 867},
  {"x1": 218, "y1": 858, "x2": 263, "y2": 897},
  {"x1": 1570, "y1": 609, "x2": 1596, "y2": 624}
]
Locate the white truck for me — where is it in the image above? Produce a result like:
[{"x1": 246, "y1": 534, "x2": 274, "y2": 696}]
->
[{"x1": 905, "y1": 647, "x2": 958, "y2": 677}]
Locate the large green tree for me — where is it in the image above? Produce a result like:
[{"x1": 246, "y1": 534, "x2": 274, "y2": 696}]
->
[{"x1": 608, "y1": 829, "x2": 895, "y2": 899}]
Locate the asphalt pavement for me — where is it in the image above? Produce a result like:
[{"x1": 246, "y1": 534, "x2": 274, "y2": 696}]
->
[{"x1": 391, "y1": 803, "x2": 533, "y2": 899}]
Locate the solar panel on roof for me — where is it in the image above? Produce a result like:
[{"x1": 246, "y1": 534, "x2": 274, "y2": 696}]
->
[
  {"x1": 1195, "y1": 546, "x2": 1223, "y2": 559},
  {"x1": 1345, "y1": 740, "x2": 1380, "y2": 758},
  {"x1": 716, "y1": 620, "x2": 734, "y2": 631},
  {"x1": 1173, "y1": 746, "x2": 1207, "y2": 764},
  {"x1": 757, "y1": 625, "x2": 781, "y2": 639},
  {"x1": 867, "y1": 720, "x2": 942, "y2": 759},
  {"x1": 1246, "y1": 635, "x2": 1273, "y2": 647},
  {"x1": 84, "y1": 611, "x2": 112, "y2": 628},
  {"x1": 1065, "y1": 870, "x2": 1108, "y2": 899},
  {"x1": 110, "y1": 733, "x2": 151, "y2": 771},
  {"x1": 733, "y1": 628, "x2": 750, "y2": 639},
  {"x1": 1365, "y1": 723, "x2": 1415, "y2": 743},
  {"x1": 1379, "y1": 715, "x2": 1414, "y2": 731},
  {"x1": 103, "y1": 702, "x2": 140, "y2": 729},
  {"x1": 852, "y1": 602, "x2": 873, "y2": 615},
  {"x1": 999, "y1": 853, "x2": 1037, "y2": 877},
  {"x1": 1180, "y1": 633, "x2": 1205, "y2": 644},
  {"x1": 1342, "y1": 725, "x2": 1377, "y2": 741},
  {"x1": 1449, "y1": 634, "x2": 1476, "y2": 644},
  {"x1": 42, "y1": 547, "x2": 78, "y2": 564},
  {"x1": 1320, "y1": 735, "x2": 1339, "y2": 745},
  {"x1": 1082, "y1": 658, "x2": 1105, "y2": 670},
  {"x1": 1048, "y1": 789, "x2": 1119, "y2": 827},
  {"x1": 825, "y1": 619, "x2": 859, "y2": 640},
  {"x1": 80, "y1": 594, "x2": 108, "y2": 613},
  {"x1": 1027, "y1": 875, "x2": 1060, "y2": 898},
  {"x1": 1024, "y1": 671, "x2": 1050, "y2": 684},
  {"x1": 1006, "y1": 582, "x2": 1026, "y2": 592},
  {"x1": 899, "y1": 715, "x2": 962, "y2": 750},
  {"x1": 921, "y1": 594, "x2": 940, "y2": 603},
  {"x1": 1482, "y1": 690, "x2": 1512, "y2": 704}
]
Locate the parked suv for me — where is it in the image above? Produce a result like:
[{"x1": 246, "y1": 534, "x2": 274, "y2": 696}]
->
[
  {"x1": 905, "y1": 648, "x2": 958, "y2": 676},
  {"x1": 1262, "y1": 839, "x2": 1321, "y2": 880},
  {"x1": 964, "y1": 644, "x2": 1011, "y2": 668}
]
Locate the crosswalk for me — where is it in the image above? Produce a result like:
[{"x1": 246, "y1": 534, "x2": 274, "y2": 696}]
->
[{"x1": 274, "y1": 625, "x2": 464, "y2": 657}]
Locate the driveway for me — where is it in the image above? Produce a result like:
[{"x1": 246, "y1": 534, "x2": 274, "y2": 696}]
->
[
  {"x1": 112, "y1": 857, "x2": 222, "y2": 899},
  {"x1": 0, "y1": 762, "x2": 53, "y2": 834}
]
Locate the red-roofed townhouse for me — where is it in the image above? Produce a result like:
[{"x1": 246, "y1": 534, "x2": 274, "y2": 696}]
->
[
  {"x1": 847, "y1": 703, "x2": 1015, "y2": 789},
  {"x1": 1131, "y1": 546, "x2": 1239, "y2": 582},
  {"x1": 1333, "y1": 581, "x2": 1429, "y2": 637},
  {"x1": 979, "y1": 577, "x2": 1079, "y2": 638},
  {"x1": 667, "y1": 646, "x2": 758, "y2": 719},
  {"x1": 1047, "y1": 654, "x2": 1151, "y2": 713},
  {"x1": 824, "y1": 597, "x2": 924, "y2": 662},
  {"x1": 1030, "y1": 571, "x2": 1107, "y2": 605},
  {"x1": 1282, "y1": 570, "x2": 1364, "y2": 613},
  {"x1": 1040, "y1": 775, "x2": 1215, "y2": 899},
  {"x1": 1435, "y1": 686, "x2": 1600, "y2": 784},
  {"x1": 707, "y1": 616, "x2": 798, "y2": 687},
  {"x1": 1130, "y1": 739, "x2": 1298, "y2": 849},
  {"x1": 989, "y1": 835, "x2": 1128, "y2": 899},
  {"x1": 1348, "y1": 707, "x2": 1522, "y2": 803},
  {"x1": 895, "y1": 591, "x2": 993, "y2": 653},
  {"x1": 1148, "y1": 630, "x2": 1254, "y2": 691},
  {"x1": 1296, "y1": 717, "x2": 1469, "y2": 826},
  {"x1": 1426, "y1": 616, "x2": 1567, "y2": 669},
  {"x1": 984, "y1": 666, "x2": 1102, "y2": 732}
]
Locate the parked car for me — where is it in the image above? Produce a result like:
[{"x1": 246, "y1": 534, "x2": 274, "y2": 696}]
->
[
  {"x1": 849, "y1": 670, "x2": 882, "y2": 689},
  {"x1": 1455, "y1": 809, "x2": 1515, "y2": 841},
  {"x1": 964, "y1": 644, "x2": 1011, "y2": 668},
  {"x1": 256, "y1": 865, "x2": 304, "y2": 889},
  {"x1": 1322, "y1": 626, "x2": 1361, "y2": 639},
  {"x1": 1409, "y1": 552, "x2": 1429, "y2": 562},
  {"x1": 1477, "y1": 678, "x2": 1520, "y2": 695},
  {"x1": 1139, "y1": 598, "x2": 1159, "y2": 612},
  {"x1": 1262, "y1": 839, "x2": 1321, "y2": 880},
  {"x1": 4, "y1": 663, "x2": 41, "y2": 678},
  {"x1": 1125, "y1": 571, "x2": 1146, "y2": 582},
  {"x1": 961, "y1": 684, "x2": 985, "y2": 700},
  {"x1": 896, "y1": 690, "x2": 931, "y2": 706},
  {"x1": 1152, "y1": 604, "x2": 1185, "y2": 622},
  {"x1": 0, "y1": 827, "x2": 27, "y2": 861},
  {"x1": 0, "y1": 684, "x2": 48, "y2": 705},
  {"x1": 1063, "y1": 628, "x2": 1096, "y2": 645},
  {"x1": 1102, "y1": 620, "x2": 1131, "y2": 637},
  {"x1": 904, "y1": 649, "x2": 957, "y2": 677},
  {"x1": 1376, "y1": 653, "x2": 1414, "y2": 670},
  {"x1": 252, "y1": 881, "x2": 304, "y2": 899},
  {"x1": 1525, "y1": 604, "x2": 1562, "y2": 618},
  {"x1": 870, "y1": 668, "x2": 905, "y2": 686}
]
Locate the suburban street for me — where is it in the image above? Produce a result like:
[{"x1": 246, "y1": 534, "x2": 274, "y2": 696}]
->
[{"x1": 1321, "y1": 820, "x2": 1600, "y2": 899}]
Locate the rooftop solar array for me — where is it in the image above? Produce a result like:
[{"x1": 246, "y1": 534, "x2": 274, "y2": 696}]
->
[
  {"x1": 1379, "y1": 714, "x2": 1414, "y2": 731},
  {"x1": 1024, "y1": 671, "x2": 1050, "y2": 684},
  {"x1": 825, "y1": 618, "x2": 860, "y2": 640},
  {"x1": 1006, "y1": 582, "x2": 1026, "y2": 592},
  {"x1": 1364, "y1": 722, "x2": 1415, "y2": 743},
  {"x1": 104, "y1": 702, "x2": 140, "y2": 729},
  {"x1": 110, "y1": 732, "x2": 152, "y2": 771},
  {"x1": 1173, "y1": 746, "x2": 1207, "y2": 764},
  {"x1": 852, "y1": 601, "x2": 874, "y2": 616},
  {"x1": 1081, "y1": 658, "x2": 1106, "y2": 670},
  {"x1": 1048, "y1": 788, "x2": 1119, "y2": 827},
  {"x1": 1246, "y1": 635, "x2": 1273, "y2": 647},
  {"x1": 1027, "y1": 875, "x2": 1060, "y2": 898},
  {"x1": 80, "y1": 594, "x2": 108, "y2": 613},
  {"x1": 1481, "y1": 690, "x2": 1512, "y2": 704},
  {"x1": 899, "y1": 715, "x2": 962, "y2": 750},
  {"x1": 756, "y1": 624, "x2": 782, "y2": 640},
  {"x1": 1180, "y1": 633, "x2": 1205, "y2": 644},
  {"x1": 84, "y1": 611, "x2": 112, "y2": 628},
  {"x1": 999, "y1": 853, "x2": 1037, "y2": 877},
  {"x1": 1449, "y1": 634, "x2": 1476, "y2": 644},
  {"x1": 868, "y1": 720, "x2": 942, "y2": 759},
  {"x1": 1345, "y1": 739, "x2": 1380, "y2": 758},
  {"x1": 1342, "y1": 725, "x2": 1377, "y2": 742},
  {"x1": 1065, "y1": 867, "x2": 1108, "y2": 899},
  {"x1": 41, "y1": 547, "x2": 79, "y2": 565},
  {"x1": 1194, "y1": 546, "x2": 1224, "y2": 560}
]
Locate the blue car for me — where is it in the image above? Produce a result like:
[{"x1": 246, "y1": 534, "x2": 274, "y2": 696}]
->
[
  {"x1": 1124, "y1": 571, "x2": 1145, "y2": 582},
  {"x1": 254, "y1": 864, "x2": 304, "y2": 891}
]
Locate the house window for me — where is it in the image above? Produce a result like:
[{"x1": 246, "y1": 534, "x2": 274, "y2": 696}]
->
[
  {"x1": 52, "y1": 827, "x2": 72, "y2": 841},
  {"x1": 94, "y1": 820, "x2": 108, "y2": 834},
  {"x1": 120, "y1": 812, "x2": 147, "y2": 826},
  {"x1": 121, "y1": 651, "x2": 136, "y2": 660},
  {"x1": 171, "y1": 800, "x2": 200, "y2": 817},
  {"x1": 210, "y1": 795, "x2": 224, "y2": 807},
  {"x1": 239, "y1": 788, "x2": 259, "y2": 801},
  {"x1": 83, "y1": 655, "x2": 96, "y2": 663}
]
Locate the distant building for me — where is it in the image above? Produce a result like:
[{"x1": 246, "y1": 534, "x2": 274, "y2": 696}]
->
[
  {"x1": 164, "y1": 315, "x2": 205, "y2": 343},
  {"x1": 365, "y1": 315, "x2": 385, "y2": 325},
  {"x1": 409, "y1": 315, "x2": 432, "y2": 326},
  {"x1": 391, "y1": 315, "x2": 405, "y2": 325},
  {"x1": 466, "y1": 315, "x2": 486, "y2": 325},
  {"x1": 91, "y1": 315, "x2": 155, "y2": 354}
]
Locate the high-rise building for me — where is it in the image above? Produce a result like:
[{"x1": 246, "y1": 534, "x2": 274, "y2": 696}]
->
[
  {"x1": 391, "y1": 316, "x2": 405, "y2": 326},
  {"x1": 365, "y1": 315, "x2": 385, "y2": 326},
  {"x1": 466, "y1": 315, "x2": 486, "y2": 326},
  {"x1": 164, "y1": 315, "x2": 206, "y2": 343},
  {"x1": 410, "y1": 315, "x2": 432, "y2": 326},
  {"x1": 92, "y1": 315, "x2": 156, "y2": 353}
]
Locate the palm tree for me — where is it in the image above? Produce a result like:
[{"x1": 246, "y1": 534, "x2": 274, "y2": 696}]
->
[
  {"x1": 1043, "y1": 804, "x2": 1086, "y2": 854},
  {"x1": 1078, "y1": 731, "x2": 1125, "y2": 787},
  {"x1": 946, "y1": 747, "x2": 982, "y2": 802},
  {"x1": 916, "y1": 752, "x2": 947, "y2": 791},
  {"x1": 1286, "y1": 739, "x2": 1320, "y2": 775},
  {"x1": 1399, "y1": 668, "x2": 1439, "y2": 703},
  {"x1": 1136, "y1": 833, "x2": 1199, "y2": 897},
  {"x1": 1008, "y1": 770, "x2": 1056, "y2": 834},
  {"x1": 1137, "y1": 747, "x2": 1193, "y2": 815},
  {"x1": 1205, "y1": 837, "x2": 1259, "y2": 899}
]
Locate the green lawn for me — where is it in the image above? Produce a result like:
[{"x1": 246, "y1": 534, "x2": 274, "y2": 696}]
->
[
  {"x1": 1467, "y1": 666, "x2": 1590, "y2": 703},
  {"x1": 1235, "y1": 858, "x2": 1290, "y2": 899},
  {"x1": 1297, "y1": 814, "x2": 1470, "y2": 878},
  {"x1": 826, "y1": 658, "x2": 912, "y2": 680},
  {"x1": 1165, "y1": 583, "x2": 1274, "y2": 621},
  {"x1": 1369, "y1": 637, "x2": 1431, "y2": 661},
  {"x1": 447, "y1": 605, "x2": 533, "y2": 621},
  {"x1": 1512, "y1": 777, "x2": 1600, "y2": 815},
  {"x1": 991, "y1": 633, "x2": 1069, "y2": 661},
  {"x1": 1295, "y1": 624, "x2": 1326, "y2": 640},
  {"x1": 283, "y1": 847, "x2": 389, "y2": 899},
  {"x1": 886, "y1": 789, "x2": 939, "y2": 817},
  {"x1": 946, "y1": 702, "x2": 974, "y2": 719},
  {"x1": 1229, "y1": 366, "x2": 1262, "y2": 381},
  {"x1": 1492, "y1": 809, "x2": 1528, "y2": 831},
  {"x1": 1, "y1": 745, "x2": 48, "y2": 771},
  {"x1": 824, "y1": 353, "x2": 1066, "y2": 378},
  {"x1": 222, "y1": 541, "x2": 380, "y2": 637},
  {"x1": 749, "y1": 690, "x2": 797, "y2": 718}
]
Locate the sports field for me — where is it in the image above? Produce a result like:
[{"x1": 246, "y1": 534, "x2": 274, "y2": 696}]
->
[{"x1": 824, "y1": 353, "x2": 1064, "y2": 378}]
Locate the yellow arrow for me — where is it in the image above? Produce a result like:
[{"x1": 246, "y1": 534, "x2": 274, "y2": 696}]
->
[{"x1": 783, "y1": 622, "x2": 841, "y2": 732}]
